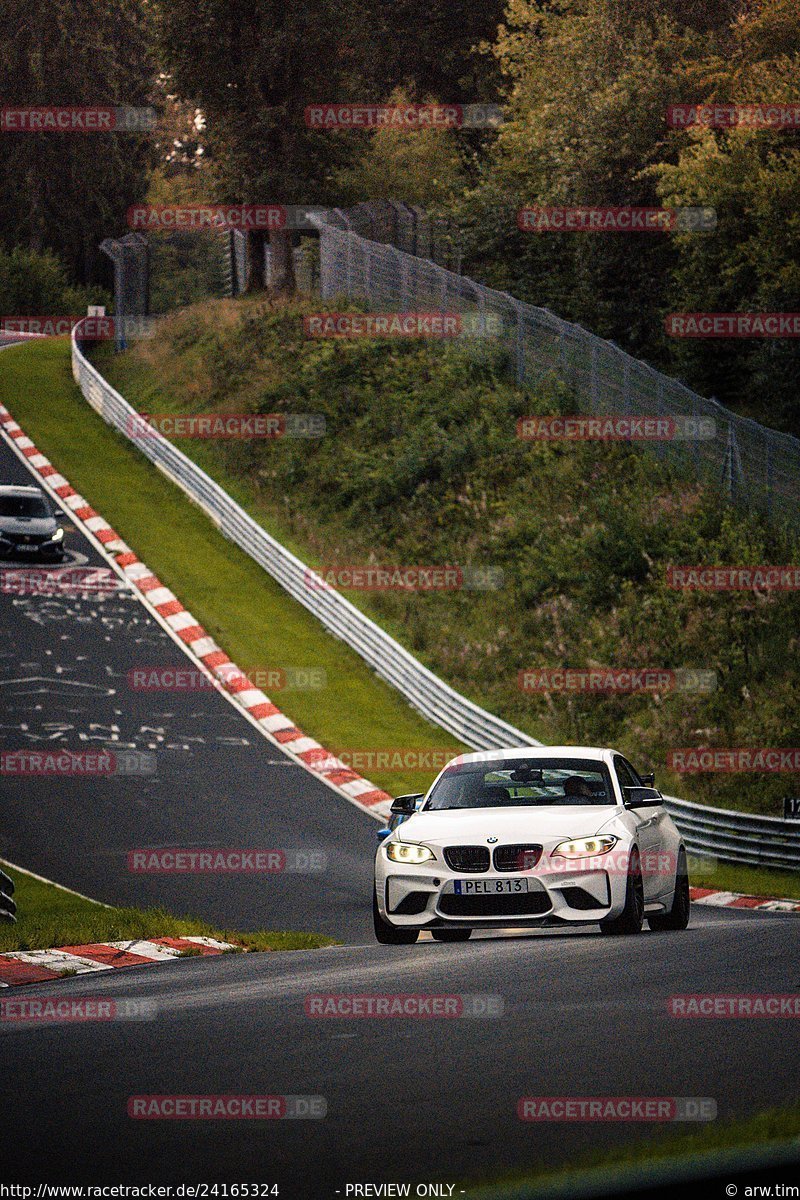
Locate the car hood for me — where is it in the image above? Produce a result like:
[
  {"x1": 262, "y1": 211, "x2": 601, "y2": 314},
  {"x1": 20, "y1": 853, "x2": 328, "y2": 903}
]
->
[
  {"x1": 0, "y1": 517, "x2": 57, "y2": 536},
  {"x1": 397, "y1": 805, "x2": 620, "y2": 845}
]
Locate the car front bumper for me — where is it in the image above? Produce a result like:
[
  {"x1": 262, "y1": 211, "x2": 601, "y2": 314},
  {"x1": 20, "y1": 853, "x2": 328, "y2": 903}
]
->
[
  {"x1": 375, "y1": 852, "x2": 629, "y2": 928},
  {"x1": 0, "y1": 534, "x2": 64, "y2": 557}
]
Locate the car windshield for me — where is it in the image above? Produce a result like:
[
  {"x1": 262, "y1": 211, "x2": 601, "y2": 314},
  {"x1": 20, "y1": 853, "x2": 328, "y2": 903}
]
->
[
  {"x1": 0, "y1": 494, "x2": 50, "y2": 518},
  {"x1": 424, "y1": 758, "x2": 614, "y2": 810}
]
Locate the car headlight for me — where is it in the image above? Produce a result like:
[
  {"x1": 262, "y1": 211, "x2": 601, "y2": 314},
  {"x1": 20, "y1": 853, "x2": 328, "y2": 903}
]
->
[
  {"x1": 552, "y1": 835, "x2": 618, "y2": 858},
  {"x1": 50, "y1": 528, "x2": 64, "y2": 543},
  {"x1": 386, "y1": 842, "x2": 435, "y2": 864}
]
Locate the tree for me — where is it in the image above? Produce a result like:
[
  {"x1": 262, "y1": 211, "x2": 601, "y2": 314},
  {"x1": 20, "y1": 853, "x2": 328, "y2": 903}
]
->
[
  {"x1": 332, "y1": 88, "x2": 468, "y2": 207},
  {"x1": 157, "y1": 0, "x2": 368, "y2": 294},
  {"x1": 0, "y1": 0, "x2": 154, "y2": 287},
  {"x1": 651, "y1": 0, "x2": 800, "y2": 430},
  {"x1": 357, "y1": 0, "x2": 506, "y2": 103},
  {"x1": 461, "y1": 0, "x2": 800, "y2": 432},
  {"x1": 463, "y1": 0, "x2": 711, "y2": 351}
]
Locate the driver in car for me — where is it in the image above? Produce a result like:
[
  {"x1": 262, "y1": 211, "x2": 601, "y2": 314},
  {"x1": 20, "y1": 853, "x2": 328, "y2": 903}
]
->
[{"x1": 563, "y1": 775, "x2": 595, "y2": 801}]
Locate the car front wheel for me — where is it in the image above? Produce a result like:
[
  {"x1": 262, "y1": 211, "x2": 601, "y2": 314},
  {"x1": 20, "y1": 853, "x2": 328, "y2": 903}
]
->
[
  {"x1": 599, "y1": 846, "x2": 644, "y2": 936},
  {"x1": 372, "y1": 891, "x2": 419, "y2": 945}
]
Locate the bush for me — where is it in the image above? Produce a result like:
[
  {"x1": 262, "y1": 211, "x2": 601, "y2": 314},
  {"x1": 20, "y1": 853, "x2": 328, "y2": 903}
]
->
[{"x1": 0, "y1": 247, "x2": 109, "y2": 316}]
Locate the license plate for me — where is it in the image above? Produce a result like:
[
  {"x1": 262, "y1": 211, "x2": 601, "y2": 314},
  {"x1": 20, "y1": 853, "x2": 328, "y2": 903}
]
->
[
  {"x1": 15, "y1": 544, "x2": 37, "y2": 552},
  {"x1": 452, "y1": 879, "x2": 528, "y2": 895}
]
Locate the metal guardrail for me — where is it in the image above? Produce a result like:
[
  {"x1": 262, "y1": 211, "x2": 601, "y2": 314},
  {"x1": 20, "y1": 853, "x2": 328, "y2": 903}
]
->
[
  {"x1": 665, "y1": 796, "x2": 800, "y2": 871},
  {"x1": 69, "y1": 329, "x2": 799, "y2": 871}
]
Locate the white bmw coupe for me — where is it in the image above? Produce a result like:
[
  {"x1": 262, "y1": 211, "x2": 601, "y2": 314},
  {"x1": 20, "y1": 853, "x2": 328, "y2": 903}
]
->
[{"x1": 373, "y1": 746, "x2": 689, "y2": 944}]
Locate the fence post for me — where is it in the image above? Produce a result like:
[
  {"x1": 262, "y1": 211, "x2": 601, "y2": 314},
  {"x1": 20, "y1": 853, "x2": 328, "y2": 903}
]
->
[
  {"x1": 722, "y1": 421, "x2": 744, "y2": 503},
  {"x1": 475, "y1": 282, "x2": 486, "y2": 336},
  {"x1": 693, "y1": 394, "x2": 703, "y2": 473},
  {"x1": 514, "y1": 300, "x2": 525, "y2": 384},
  {"x1": 346, "y1": 231, "x2": 353, "y2": 297},
  {"x1": 591, "y1": 341, "x2": 600, "y2": 413},
  {"x1": 364, "y1": 240, "x2": 372, "y2": 304},
  {"x1": 401, "y1": 251, "x2": 410, "y2": 309},
  {"x1": 219, "y1": 230, "x2": 234, "y2": 297},
  {"x1": 100, "y1": 232, "x2": 149, "y2": 352}
]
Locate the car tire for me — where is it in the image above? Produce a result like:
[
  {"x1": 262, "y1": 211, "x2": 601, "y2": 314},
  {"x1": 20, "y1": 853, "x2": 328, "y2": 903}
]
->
[
  {"x1": 647, "y1": 849, "x2": 690, "y2": 932},
  {"x1": 431, "y1": 928, "x2": 471, "y2": 942},
  {"x1": 372, "y1": 892, "x2": 419, "y2": 945},
  {"x1": 599, "y1": 846, "x2": 644, "y2": 936}
]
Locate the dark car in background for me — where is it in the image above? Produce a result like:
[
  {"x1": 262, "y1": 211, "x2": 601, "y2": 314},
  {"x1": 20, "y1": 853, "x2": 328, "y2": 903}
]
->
[{"x1": 0, "y1": 484, "x2": 65, "y2": 560}]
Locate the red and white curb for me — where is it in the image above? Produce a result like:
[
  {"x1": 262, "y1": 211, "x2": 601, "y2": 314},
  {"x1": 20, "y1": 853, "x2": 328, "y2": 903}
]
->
[
  {"x1": 690, "y1": 886, "x2": 800, "y2": 913},
  {"x1": 0, "y1": 936, "x2": 238, "y2": 986},
  {"x1": 0, "y1": 400, "x2": 392, "y2": 818}
]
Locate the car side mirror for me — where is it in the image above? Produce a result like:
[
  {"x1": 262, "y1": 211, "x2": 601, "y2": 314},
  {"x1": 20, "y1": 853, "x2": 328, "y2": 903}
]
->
[
  {"x1": 376, "y1": 827, "x2": 392, "y2": 842},
  {"x1": 640, "y1": 772, "x2": 655, "y2": 786},
  {"x1": 624, "y1": 786, "x2": 662, "y2": 809},
  {"x1": 390, "y1": 793, "x2": 423, "y2": 815}
]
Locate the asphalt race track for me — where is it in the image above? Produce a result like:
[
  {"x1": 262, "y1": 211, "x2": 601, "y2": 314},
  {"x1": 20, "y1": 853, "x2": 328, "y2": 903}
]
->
[
  {"x1": 3, "y1": 908, "x2": 799, "y2": 1193},
  {"x1": 0, "y1": 426, "x2": 377, "y2": 942},
  {"x1": 1, "y1": 397, "x2": 799, "y2": 1195}
]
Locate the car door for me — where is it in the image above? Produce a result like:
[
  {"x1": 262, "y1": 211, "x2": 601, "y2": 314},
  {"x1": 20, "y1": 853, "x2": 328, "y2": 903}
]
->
[{"x1": 613, "y1": 755, "x2": 662, "y2": 901}]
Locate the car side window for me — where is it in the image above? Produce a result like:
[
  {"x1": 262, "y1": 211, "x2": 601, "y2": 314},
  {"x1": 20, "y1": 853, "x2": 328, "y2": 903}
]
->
[
  {"x1": 620, "y1": 756, "x2": 643, "y2": 786},
  {"x1": 613, "y1": 756, "x2": 636, "y2": 791}
]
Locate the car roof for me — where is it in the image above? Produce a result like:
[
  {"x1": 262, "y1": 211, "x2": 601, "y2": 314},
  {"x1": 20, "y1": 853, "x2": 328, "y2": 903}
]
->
[
  {"x1": 450, "y1": 745, "x2": 617, "y2": 765},
  {"x1": 0, "y1": 484, "x2": 45, "y2": 497}
]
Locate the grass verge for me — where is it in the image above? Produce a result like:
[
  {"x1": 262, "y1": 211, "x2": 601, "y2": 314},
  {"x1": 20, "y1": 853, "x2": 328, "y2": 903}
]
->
[
  {"x1": 471, "y1": 1102, "x2": 800, "y2": 1196},
  {"x1": 690, "y1": 858, "x2": 800, "y2": 902},
  {"x1": 0, "y1": 863, "x2": 337, "y2": 955}
]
